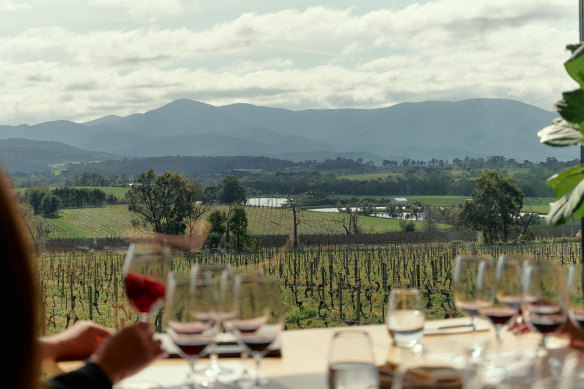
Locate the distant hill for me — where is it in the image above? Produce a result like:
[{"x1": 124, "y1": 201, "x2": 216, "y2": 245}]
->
[
  {"x1": 0, "y1": 139, "x2": 120, "y2": 173},
  {"x1": 0, "y1": 98, "x2": 575, "y2": 163}
]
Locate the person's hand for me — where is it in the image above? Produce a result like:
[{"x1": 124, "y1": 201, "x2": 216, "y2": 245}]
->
[
  {"x1": 40, "y1": 321, "x2": 111, "y2": 362},
  {"x1": 89, "y1": 322, "x2": 167, "y2": 384}
]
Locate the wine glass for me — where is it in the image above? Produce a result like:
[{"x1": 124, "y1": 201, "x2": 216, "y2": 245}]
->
[
  {"x1": 227, "y1": 271, "x2": 283, "y2": 388},
  {"x1": 386, "y1": 288, "x2": 425, "y2": 349},
  {"x1": 328, "y1": 330, "x2": 379, "y2": 389},
  {"x1": 568, "y1": 262, "x2": 584, "y2": 331},
  {"x1": 165, "y1": 268, "x2": 216, "y2": 388},
  {"x1": 521, "y1": 261, "x2": 568, "y2": 354},
  {"x1": 477, "y1": 256, "x2": 522, "y2": 342},
  {"x1": 123, "y1": 242, "x2": 171, "y2": 322},
  {"x1": 196, "y1": 264, "x2": 239, "y2": 382},
  {"x1": 452, "y1": 255, "x2": 490, "y2": 355}
]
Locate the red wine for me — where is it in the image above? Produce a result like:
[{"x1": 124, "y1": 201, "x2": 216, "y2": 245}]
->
[
  {"x1": 235, "y1": 322, "x2": 261, "y2": 334},
  {"x1": 170, "y1": 322, "x2": 207, "y2": 334},
  {"x1": 174, "y1": 338, "x2": 211, "y2": 357},
  {"x1": 526, "y1": 305, "x2": 566, "y2": 335},
  {"x1": 482, "y1": 307, "x2": 517, "y2": 326},
  {"x1": 456, "y1": 301, "x2": 489, "y2": 317},
  {"x1": 529, "y1": 318, "x2": 565, "y2": 334},
  {"x1": 242, "y1": 337, "x2": 274, "y2": 352},
  {"x1": 124, "y1": 273, "x2": 166, "y2": 313}
]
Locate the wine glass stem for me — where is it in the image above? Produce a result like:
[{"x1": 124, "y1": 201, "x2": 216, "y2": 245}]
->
[
  {"x1": 495, "y1": 325, "x2": 502, "y2": 343},
  {"x1": 540, "y1": 334, "x2": 547, "y2": 351},
  {"x1": 254, "y1": 354, "x2": 262, "y2": 387},
  {"x1": 139, "y1": 313, "x2": 149, "y2": 323},
  {"x1": 188, "y1": 358, "x2": 197, "y2": 387}
]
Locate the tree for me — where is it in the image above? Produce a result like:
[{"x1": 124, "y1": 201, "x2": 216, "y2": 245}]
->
[
  {"x1": 228, "y1": 205, "x2": 249, "y2": 251},
  {"x1": 458, "y1": 170, "x2": 524, "y2": 243},
  {"x1": 40, "y1": 193, "x2": 61, "y2": 217},
  {"x1": 125, "y1": 169, "x2": 203, "y2": 235},
  {"x1": 24, "y1": 188, "x2": 50, "y2": 215},
  {"x1": 206, "y1": 210, "x2": 227, "y2": 249},
  {"x1": 218, "y1": 176, "x2": 246, "y2": 205}
]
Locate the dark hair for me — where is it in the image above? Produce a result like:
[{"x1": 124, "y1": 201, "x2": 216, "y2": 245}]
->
[{"x1": 0, "y1": 168, "x2": 39, "y2": 388}]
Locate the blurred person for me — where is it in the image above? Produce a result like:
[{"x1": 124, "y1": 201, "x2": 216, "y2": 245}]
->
[{"x1": 0, "y1": 167, "x2": 165, "y2": 389}]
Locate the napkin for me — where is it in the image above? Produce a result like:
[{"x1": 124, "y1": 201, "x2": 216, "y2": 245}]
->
[
  {"x1": 423, "y1": 320, "x2": 490, "y2": 335},
  {"x1": 378, "y1": 361, "x2": 463, "y2": 389}
]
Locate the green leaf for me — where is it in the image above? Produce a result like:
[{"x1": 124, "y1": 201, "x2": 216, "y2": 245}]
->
[
  {"x1": 565, "y1": 43, "x2": 584, "y2": 87},
  {"x1": 546, "y1": 165, "x2": 584, "y2": 197},
  {"x1": 547, "y1": 179, "x2": 584, "y2": 225},
  {"x1": 557, "y1": 89, "x2": 584, "y2": 125},
  {"x1": 537, "y1": 118, "x2": 584, "y2": 146}
]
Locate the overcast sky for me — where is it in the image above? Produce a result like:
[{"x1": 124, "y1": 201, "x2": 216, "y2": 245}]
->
[{"x1": 0, "y1": 0, "x2": 579, "y2": 125}]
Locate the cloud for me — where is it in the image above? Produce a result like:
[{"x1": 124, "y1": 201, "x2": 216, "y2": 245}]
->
[
  {"x1": 0, "y1": 1, "x2": 578, "y2": 124},
  {"x1": 0, "y1": 0, "x2": 30, "y2": 11},
  {"x1": 88, "y1": 0, "x2": 184, "y2": 19}
]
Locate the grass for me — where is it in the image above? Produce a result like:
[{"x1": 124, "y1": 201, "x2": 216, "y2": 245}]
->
[
  {"x1": 46, "y1": 205, "x2": 152, "y2": 238},
  {"x1": 43, "y1": 204, "x2": 454, "y2": 239}
]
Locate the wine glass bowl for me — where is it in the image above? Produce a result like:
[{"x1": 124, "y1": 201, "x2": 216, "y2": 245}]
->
[
  {"x1": 227, "y1": 271, "x2": 283, "y2": 388},
  {"x1": 386, "y1": 288, "x2": 425, "y2": 349},
  {"x1": 123, "y1": 242, "x2": 171, "y2": 322},
  {"x1": 165, "y1": 269, "x2": 217, "y2": 387},
  {"x1": 477, "y1": 255, "x2": 522, "y2": 342},
  {"x1": 521, "y1": 261, "x2": 568, "y2": 352},
  {"x1": 452, "y1": 255, "x2": 490, "y2": 354}
]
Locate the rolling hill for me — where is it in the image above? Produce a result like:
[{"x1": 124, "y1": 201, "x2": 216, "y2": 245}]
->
[
  {"x1": 0, "y1": 98, "x2": 574, "y2": 164},
  {"x1": 0, "y1": 138, "x2": 120, "y2": 173}
]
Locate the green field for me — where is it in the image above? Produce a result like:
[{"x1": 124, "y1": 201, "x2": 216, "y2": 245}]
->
[
  {"x1": 44, "y1": 204, "x2": 449, "y2": 239},
  {"x1": 46, "y1": 205, "x2": 151, "y2": 238}
]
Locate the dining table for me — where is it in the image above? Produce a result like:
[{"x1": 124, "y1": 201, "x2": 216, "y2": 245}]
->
[{"x1": 47, "y1": 317, "x2": 580, "y2": 388}]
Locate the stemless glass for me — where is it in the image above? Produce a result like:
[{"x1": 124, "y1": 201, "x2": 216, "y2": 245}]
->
[
  {"x1": 452, "y1": 255, "x2": 490, "y2": 354},
  {"x1": 165, "y1": 268, "x2": 216, "y2": 388},
  {"x1": 123, "y1": 242, "x2": 171, "y2": 322},
  {"x1": 228, "y1": 271, "x2": 283, "y2": 388},
  {"x1": 386, "y1": 288, "x2": 425, "y2": 349},
  {"x1": 478, "y1": 256, "x2": 522, "y2": 342},
  {"x1": 522, "y1": 261, "x2": 568, "y2": 353},
  {"x1": 568, "y1": 262, "x2": 584, "y2": 331},
  {"x1": 328, "y1": 330, "x2": 379, "y2": 389}
]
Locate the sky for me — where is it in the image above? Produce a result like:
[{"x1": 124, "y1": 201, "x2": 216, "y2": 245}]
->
[{"x1": 0, "y1": 0, "x2": 580, "y2": 125}]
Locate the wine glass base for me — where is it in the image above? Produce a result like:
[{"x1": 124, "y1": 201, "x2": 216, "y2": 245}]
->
[{"x1": 195, "y1": 362, "x2": 246, "y2": 384}]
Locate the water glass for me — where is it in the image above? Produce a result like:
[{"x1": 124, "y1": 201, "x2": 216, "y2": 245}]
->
[
  {"x1": 386, "y1": 288, "x2": 425, "y2": 348},
  {"x1": 328, "y1": 330, "x2": 379, "y2": 389}
]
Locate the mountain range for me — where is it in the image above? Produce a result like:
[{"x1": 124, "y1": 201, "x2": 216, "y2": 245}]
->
[{"x1": 0, "y1": 98, "x2": 577, "y2": 174}]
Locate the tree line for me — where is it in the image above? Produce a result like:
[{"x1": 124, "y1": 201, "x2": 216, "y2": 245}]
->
[{"x1": 23, "y1": 187, "x2": 116, "y2": 216}]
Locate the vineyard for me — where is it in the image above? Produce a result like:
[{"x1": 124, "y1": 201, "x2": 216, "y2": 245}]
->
[
  {"x1": 37, "y1": 242, "x2": 581, "y2": 335},
  {"x1": 44, "y1": 204, "x2": 437, "y2": 239}
]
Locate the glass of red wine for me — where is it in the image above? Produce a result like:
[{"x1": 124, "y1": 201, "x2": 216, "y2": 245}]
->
[
  {"x1": 165, "y1": 269, "x2": 216, "y2": 388},
  {"x1": 227, "y1": 271, "x2": 283, "y2": 388},
  {"x1": 521, "y1": 261, "x2": 568, "y2": 353},
  {"x1": 568, "y1": 262, "x2": 584, "y2": 332},
  {"x1": 453, "y1": 255, "x2": 490, "y2": 356},
  {"x1": 477, "y1": 256, "x2": 522, "y2": 342},
  {"x1": 123, "y1": 242, "x2": 171, "y2": 323}
]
